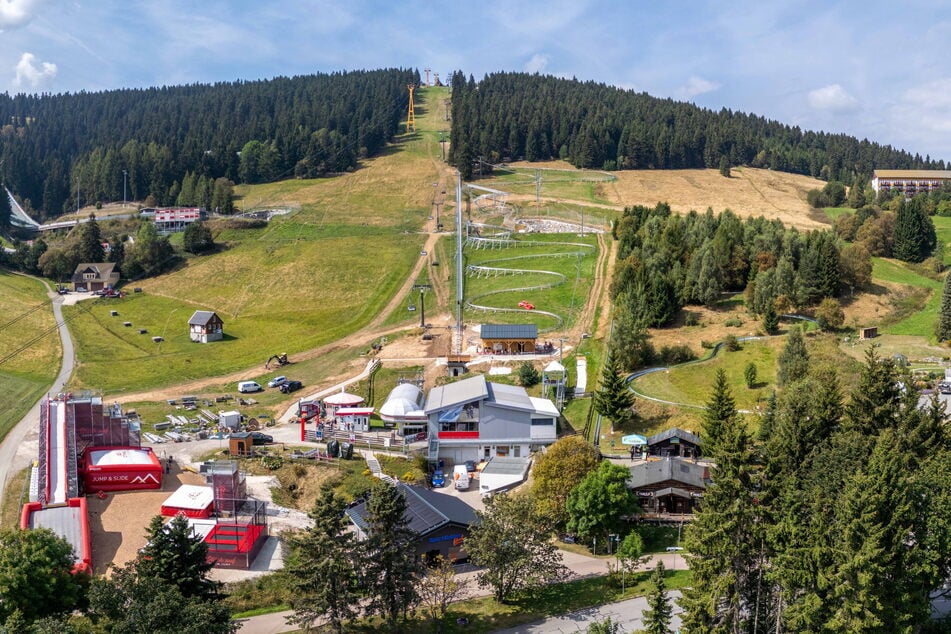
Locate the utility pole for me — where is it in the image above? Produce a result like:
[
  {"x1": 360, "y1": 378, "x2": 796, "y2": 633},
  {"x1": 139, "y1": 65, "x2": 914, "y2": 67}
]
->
[{"x1": 413, "y1": 284, "x2": 432, "y2": 329}]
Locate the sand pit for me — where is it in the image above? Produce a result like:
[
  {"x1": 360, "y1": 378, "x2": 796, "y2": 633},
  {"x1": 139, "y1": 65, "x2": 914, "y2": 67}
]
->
[{"x1": 86, "y1": 463, "x2": 206, "y2": 575}]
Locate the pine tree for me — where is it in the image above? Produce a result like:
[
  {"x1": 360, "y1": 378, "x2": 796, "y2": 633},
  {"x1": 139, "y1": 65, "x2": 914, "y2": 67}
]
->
[
  {"x1": 680, "y1": 372, "x2": 761, "y2": 632},
  {"x1": 937, "y1": 271, "x2": 951, "y2": 342},
  {"x1": 777, "y1": 325, "x2": 809, "y2": 387},
  {"x1": 286, "y1": 485, "x2": 358, "y2": 634},
  {"x1": 844, "y1": 347, "x2": 903, "y2": 436},
  {"x1": 701, "y1": 369, "x2": 737, "y2": 453},
  {"x1": 361, "y1": 481, "x2": 422, "y2": 630},
  {"x1": 137, "y1": 514, "x2": 218, "y2": 600},
  {"x1": 762, "y1": 301, "x2": 779, "y2": 334},
  {"x1": 593, "y1": 347, "x2": 636, "y2": 429},
  {"x1": 0, "y1": 184, "x2": 11, "y2": 230},
  {"x1": 643, "y1": 561, "x2": 673, "y2": 634},
  {"x1": 75, "y1": 213, "x2": 105, "y2": 263}
]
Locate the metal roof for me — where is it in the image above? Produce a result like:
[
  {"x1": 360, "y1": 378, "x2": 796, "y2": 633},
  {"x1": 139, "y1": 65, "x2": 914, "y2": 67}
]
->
[
  {"x1": 647, "y1": 427, "x2": 702, "y2": 447},
  {"x1": 346, "y1": 482, "x2": 477, "y2": 536},
  {"x1": 480, "y1": 324, "x2": 538, "y2": 339},
  {"x1": 487, "y1": 382, "x2": 534, "y2": 411},
  {"x1": 480, "y1": 456, "x2": 532, "y2": 477},
  {"x1": 628, "y1": 458, "x2": 708, "y2": 490},
  {"x1": 29, "y1": 506, "x2": 84, "y2": 562},
  {"x1": 873, "y1": 169, "x2": 951, "y2": 179},
  {"x1": 188, "y1": 310, "x2": 219, "y2": 326},
  {"x1": 529, "y1": 396, "x2": 560, "y2": 417},
  {"x1": 425, "y1": 375, "x2": 488, "y2": 413}
]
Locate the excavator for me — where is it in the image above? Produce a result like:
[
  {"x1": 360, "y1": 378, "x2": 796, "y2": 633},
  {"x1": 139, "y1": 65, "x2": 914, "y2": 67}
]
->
[{"x1": 265, "y1": 353, "x2": 289, "y2": 369}]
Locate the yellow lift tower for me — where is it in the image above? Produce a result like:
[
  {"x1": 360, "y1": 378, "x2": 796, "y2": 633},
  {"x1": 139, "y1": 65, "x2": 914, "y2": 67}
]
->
[{"x1": 406, "y1": 84, "x2": 417, "y2": 133}]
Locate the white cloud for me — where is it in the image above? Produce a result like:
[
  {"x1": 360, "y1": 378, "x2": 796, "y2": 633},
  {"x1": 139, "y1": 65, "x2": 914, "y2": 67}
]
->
[
  {"x1": 524, "y1": 53, "x2": 549, "y2": 74},
  {"x1": 807, "y1": 84, "x2": 858, "y2": 112},
  {"x1": 0, "y1": 0, "x2": 41, "y2": 31},
  {"x1": 13, "y1": 52, "x2": 56, "y2": 87},
  {"x1": 679, "y1": 75, "x2": 719, "y2": 98}
]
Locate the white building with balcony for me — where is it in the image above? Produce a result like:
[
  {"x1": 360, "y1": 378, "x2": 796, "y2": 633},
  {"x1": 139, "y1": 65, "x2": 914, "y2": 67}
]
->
[{"x1": 424, "y1": 374, "x2": 558, "y2": 464}]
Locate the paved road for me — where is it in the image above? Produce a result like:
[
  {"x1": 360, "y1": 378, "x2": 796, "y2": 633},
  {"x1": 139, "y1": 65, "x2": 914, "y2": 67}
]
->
[
  {"x1": 494, "y1": 591, "x2": 683, "y2": 634},
  {"x1": 236, "y1": 552, "x2": 687, "y2": 633},
  {"x1": 0, "y1": 289, "x2": 74, "y2": 511}
]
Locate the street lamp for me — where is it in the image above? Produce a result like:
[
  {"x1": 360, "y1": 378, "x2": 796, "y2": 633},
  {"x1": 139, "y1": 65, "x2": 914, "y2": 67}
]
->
[{"x1": 122, "y1": 170, "x2": 128, "y2": 207}]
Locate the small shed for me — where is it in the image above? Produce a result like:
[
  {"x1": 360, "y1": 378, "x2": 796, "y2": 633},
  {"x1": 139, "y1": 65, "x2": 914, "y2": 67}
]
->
[
  {"x1": 479, "y1": 324, "x2": 538, "y2": 355},
  {"x1": 219, "y1": 411, "x2": 241, "y2": 430},
  {"x1": 859, "y1": 327, "x2": 878, "y2": 340},
  {"x1": 478, "y1": 456, "x2": 532, "y2": 497},
  {"x1": 189, "y1": 311, "x2": 224, "y2": 343},
  {"x1": 335, "y1": 407, "x2": 374, "y2": 432},
  {"x1": 229, "y1": 432, "x2": 254, "y2": 457}
]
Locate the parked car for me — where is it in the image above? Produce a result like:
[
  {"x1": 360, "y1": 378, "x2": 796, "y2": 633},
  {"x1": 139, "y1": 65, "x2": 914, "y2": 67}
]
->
[
  {"x1": 280, "y1": 380, "x2": 303, "y2": 394},
  {"x1": 249, "y1": 432, "x2": 273, "y2": 445},
  {"x1": 465, "y1": 460, "x2": 477, "y2": 473},
  {"x1": 267, "y1": 375, "x2": 288, "y2": 388},
  {"x1": 237, "y1": 380, "x2": 263, "y2": 393},
  {"x1": 431, "y1": 470, "x2": 446, "y2": 488},
  {"x1": 666, "y1": 546, "x2": 685, "y2": 552}
]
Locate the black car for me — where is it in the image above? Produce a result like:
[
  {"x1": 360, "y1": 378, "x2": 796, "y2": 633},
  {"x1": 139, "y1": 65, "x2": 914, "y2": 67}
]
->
[
  {"x1": 280, "y1": 380, "x2": 303, "y2": 394},
  {"x1": 249, "y1": 432, "x2": 273, "y2": 445}
]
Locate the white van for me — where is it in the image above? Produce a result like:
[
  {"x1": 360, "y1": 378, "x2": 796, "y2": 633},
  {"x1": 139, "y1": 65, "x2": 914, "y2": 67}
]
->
[
  {"x1": 238, "y1": 380, "x2": 263, "y2": 393},
  {"x1": 267, "y1": 376, "x2": 288, "y2": 388},
  {"x1": 453, "y1": 465, "x2": 471, "y2": 490}
]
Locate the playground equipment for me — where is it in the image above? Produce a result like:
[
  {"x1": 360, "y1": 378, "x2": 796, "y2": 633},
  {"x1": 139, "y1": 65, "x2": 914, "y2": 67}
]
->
[{"x1": 265, "y1": 353, "x2": 288, "y2": 369}]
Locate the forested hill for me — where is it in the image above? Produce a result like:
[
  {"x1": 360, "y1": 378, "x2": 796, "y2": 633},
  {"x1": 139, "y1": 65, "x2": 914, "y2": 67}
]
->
[
  {"x1": 448, "y1": 71, "x2": 942, "y2": 182},
  {"x1": 0, "y1": 68, "x2": 417, "y2": 219}
]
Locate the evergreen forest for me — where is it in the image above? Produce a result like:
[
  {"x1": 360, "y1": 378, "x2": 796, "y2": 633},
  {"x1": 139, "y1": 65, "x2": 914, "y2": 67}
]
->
[
  {"x1": 448, "y1": 71, "x2": 943, "y2": 181},
  {"x1": 0, "y1": 68, "x2": 417, "y2": 219}
]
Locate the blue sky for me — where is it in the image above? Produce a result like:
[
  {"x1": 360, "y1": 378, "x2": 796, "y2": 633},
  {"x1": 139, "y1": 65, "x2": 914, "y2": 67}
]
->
[{"x1": 2, "y1": 0, "x2": 950, "y2": 161}]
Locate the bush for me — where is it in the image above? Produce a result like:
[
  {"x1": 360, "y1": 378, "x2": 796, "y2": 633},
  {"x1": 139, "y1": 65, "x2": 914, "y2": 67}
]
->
[
  {"x1": 260, "y1": 455, "x2": 284, "y2": 470},
  {"x1": 683, "y1": 311, "x2": 700, "y2": 327},
  {"x1": 723, "y1": 335, "x2": 741, "y2": 351},
  {"x1": 517, "y1": 362, "x2": 541, "y2": 387},
  {"x1": 657, "y1": 345, "x2": 697, "y2": 365},
  {"x1": 724, "y1": 317, "x2": 743, "y2": 327},
  {"x1": 700, "y1": 340, "x2": 716, "y2": 349}
]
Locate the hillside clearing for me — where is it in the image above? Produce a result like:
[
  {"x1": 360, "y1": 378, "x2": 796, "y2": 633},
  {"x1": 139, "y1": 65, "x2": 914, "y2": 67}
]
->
[
  {"x1": 484, "y1": 162, "x2": 826, "y2": 229},
  {"x1": 0, "y1": 272, "x2": 61, "y2": 441}
]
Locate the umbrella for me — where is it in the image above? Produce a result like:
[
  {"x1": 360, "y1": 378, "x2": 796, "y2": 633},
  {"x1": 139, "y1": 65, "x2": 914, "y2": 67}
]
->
[{"x1": 621, "y1": 434, "x2": 647, "y2": 446}]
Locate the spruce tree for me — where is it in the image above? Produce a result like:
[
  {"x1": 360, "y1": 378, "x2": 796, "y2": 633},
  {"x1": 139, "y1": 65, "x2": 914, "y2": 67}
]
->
[
  {"x1": 937, "y1": 271, "x2": 951, "y2": 342},
  {"x1": 777, "y1": 325, "x2": 809, "y2": 387},
  {"x1": 137, "y1": 514, "x2": 218, "y2": 600},
  {"x1": 762, "y1": 301, "x2": 779, "y2": 334},
  {"x1": 681, "y1": 371, "x2": 760, "y2": 632},
  {"x1": 643, "y1": 561, "x2": 673, "y2": 634},
  {"x1": 75, "y1": 213, "x2": 105, "y2": 263},
  {"x1": 361, "y1": 481, "x2": 422, "y2": 631},
  {"x1": 593, "y1": 347, "x2": 636, "y2": 429},
  {"x1": 0, "y1": 184, "x2": 11, "y2": 230},
  {"x1": 287, "y1": 485, "x2": 358, "y2": 634}
]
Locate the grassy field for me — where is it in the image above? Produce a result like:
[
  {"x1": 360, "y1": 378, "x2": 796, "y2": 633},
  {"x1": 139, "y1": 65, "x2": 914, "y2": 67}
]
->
[
  {"x1": 0, "y1": 271, "x2": 61, "y2": 441},
  {"x1": 824, "y1": 206, "x2": 852, "y2": 220},
  {"x1": 633, "y1": 338, "x2": 780, "y2": 412},
  {"x1": 464, "y1": 234, "x2": 598, "y2": 332},
  {"x1": 871, "y1": 258, "x2": 942, "y2": 337},
  {"x1": 64, "y1": 88, "x2": 452, "y2": 395},
  {"x1": 481, "y1": 162, "x2": 825, "y2": 230}
]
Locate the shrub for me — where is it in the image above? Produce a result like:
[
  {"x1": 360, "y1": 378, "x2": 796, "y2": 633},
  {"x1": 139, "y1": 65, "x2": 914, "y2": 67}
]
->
[
  {"x1": 724, "y1": 317, "x2": 743, "y2": 327},
  {"x1": 517, "y1": 362, "x2": 541, "y2": 387},
  {"x1": 683, "y1": 311, "x2": 700, "y2": 327},
  {"x1": 657, "y1": 344, "x2": 697, "y2": 365},
  {"x1": 700, "y1": 340, "x2": 716, "y2": 349},
  {"x1": 723, "y1": 335, "x2": 741, "y2": 351}
]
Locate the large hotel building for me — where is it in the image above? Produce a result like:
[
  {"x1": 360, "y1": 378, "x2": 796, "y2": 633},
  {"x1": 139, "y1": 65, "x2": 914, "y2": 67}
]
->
[{"x1": 871, "y1": 170, "x2": 951, "y2": 196}]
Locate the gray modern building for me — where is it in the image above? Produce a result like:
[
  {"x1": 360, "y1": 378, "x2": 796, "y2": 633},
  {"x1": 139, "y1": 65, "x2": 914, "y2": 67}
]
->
[{"x1": 424, "y1": 374, "x2": 558, "y2": 464}]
